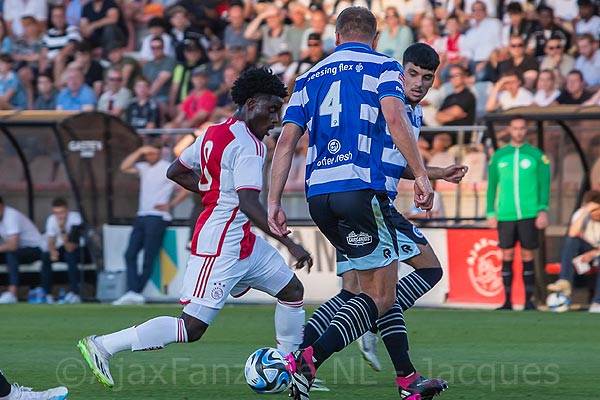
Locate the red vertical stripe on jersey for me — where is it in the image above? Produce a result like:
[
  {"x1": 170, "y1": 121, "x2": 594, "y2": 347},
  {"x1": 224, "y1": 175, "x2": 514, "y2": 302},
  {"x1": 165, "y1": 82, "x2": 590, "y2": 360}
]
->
[{"x1": 239, "y1": 220, "x2": 256, "y2": 260}]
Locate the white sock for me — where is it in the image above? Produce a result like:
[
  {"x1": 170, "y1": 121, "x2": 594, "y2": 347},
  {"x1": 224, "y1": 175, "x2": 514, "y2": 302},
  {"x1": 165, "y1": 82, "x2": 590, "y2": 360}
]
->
[
  {"x1": 99, "y1": 316, "x2": 188, "y2": 354},
  {"x1": 275, "y1": 300, "x2": 305, "y2": 353}
]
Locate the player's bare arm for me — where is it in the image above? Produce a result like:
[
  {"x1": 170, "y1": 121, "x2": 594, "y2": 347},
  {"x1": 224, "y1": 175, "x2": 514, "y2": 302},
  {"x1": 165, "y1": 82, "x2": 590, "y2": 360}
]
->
[
  {"x1": 166, "y1": 159, "x2": 200, "y2": 193},
  {"x1": 120, "y1": 146, "x2": 157, "y2": 174},
  {"x1": 402, "y1": 165, "x2": 468, "y2": 183},
  {"x1": 239, "y1": 189, "x2": 313, "y2": 271}
]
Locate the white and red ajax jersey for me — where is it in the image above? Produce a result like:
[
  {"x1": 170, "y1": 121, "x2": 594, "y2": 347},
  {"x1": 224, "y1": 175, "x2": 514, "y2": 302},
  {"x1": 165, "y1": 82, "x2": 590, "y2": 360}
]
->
[{"x1": 179, "y1": 118, "x2": 266, "y2": 260}]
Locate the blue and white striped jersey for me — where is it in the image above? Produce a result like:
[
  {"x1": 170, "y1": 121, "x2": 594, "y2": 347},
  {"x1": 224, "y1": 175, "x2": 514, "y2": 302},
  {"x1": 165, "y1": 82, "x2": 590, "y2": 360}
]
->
[
  {"x1": 382, "y1": 104, "x2": 423, "y2": 200},
  {"x1": 282, "y1": 42, "x2": 406, "y2": 198}
]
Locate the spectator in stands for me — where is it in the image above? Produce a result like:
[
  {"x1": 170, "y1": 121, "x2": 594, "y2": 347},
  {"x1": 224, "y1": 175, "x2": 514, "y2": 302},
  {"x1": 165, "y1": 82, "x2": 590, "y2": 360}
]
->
[
  {"x1": 72, "y1": 41, "x2": 105, "y2": 96},
  {"x1": 245, "y1": 6, "x2": 291, "y2": 64},
  {"x1": 169, "y1": 38, "x2": 207, "y2": 115},
  {"x1": 228, "y1": 45, "x2": 252, "y2": 73},
  {"x1": 486, "y1": 70, "x2": 533, "y2": 111},
  {"x1": 97, "y1": 68, "x2": 132, "y2": 118},
  {"x1": 556, "y1": 70, "x2": 593, "y2": 104},
  {"x1": 205, "y1": 39, "x2": 227, "y2": 92},
  {"x1": 284, "y1": 33, "x2": 325, "y2": 86},
  {"x1": 528, "y1": 6, "x2": 571, "y2": 58},
  {"x1": 0, "y1": 18, "x2": 13, "y2": 54},
  {"x1": 547, "y1": 191, "x2": 600, "y2": 313},
  {"x1": 502, "y1": 2, "x2": 534, "y2": 47},
  {"x1": 436, "y1": 65, "x2": 476, "y2": 125},
  {"x1": 168, "y1": 5, "x2": 206, "y2": 64},
  {"x1": 299, "y1": 7, "x2": 336, "y2": 57},
  {"x1": 33, "y1": 73, "x2": 58, "y2": 110},
  {"x1": 540, "y1": 37, "x2": 575, "y2": 84},
  {"x1": 211, "y1": 66, "x2": 239, "y2": 122},
  {"x1": 113, "y1": 143, "x2": 176, "y2": 305},
  {"x1": 377, "y1": 6, "x2": 413, "y2": 61},
  {"x1": 394, "y1": 0, "x2": 431, "y2": 28},
  {"x1": 0, "y1": 196, "x2": 43, "y2": 304},
  {"x1": 487, "y1": 117, "x2": 551, "y2": 310},
  {"x1": 286, "y1": 2, "x2": 309, "y2": 60},
  {"x1": 142, "y1": 36, "x2": 176, "y2": 105},
  {"x1": 440, "y1": 15, "x2": 464, "y2": 71},
  {"x1": 168, "y1": 65, "x2": 217, "y2": 129},
  {"x1": 546, "y1": 0, "x2": 578, "y2": 23},
  {"x1": 497, "y1": 35, "x2": 539, "y2": 90},
  {"x1": 575, "y1": 0, "x2": 600, "y2": 38},
  {"x1": 126, "y1": 77, "x2": 160, "y2": 130},
  {"x1": 428, "y1": 133, "x2": 455, "y2": 167},
  {"x1": 40, "y1": 197, "x2": 83, "y2": 304},
  {"x1": 12, "y1": 16, "x2": 43, "y2": 71},
  {"x1": 39, "y1": 5, "x2": 81, "y2": 77},
  {"x1": 106, "y1": 41, "x2": 141, "y2": 90},
  {"x1": 80, "y1": 0, "x2": 127, "y2": 51},
  {"x1": 575, "y1": 34, "x2": 600, "y2": 89},
  {"x1": 418, "y1": 15, "x2": 445, "y2": 56},
  {"x1": 270, "y1": 50, "x2": 294, "y2": 82},
  {"x1": 138, "y1": 17, "x2": 174, "y2": 62},
  {"x1": 223, "y1": 3, "x2": 257, "y2": 61},
  {"x1": 3, "y1": 0, "x2": 47, "y2": 38},
  {"x1": 533, "y1": 69, "x2": 560, "y2": 106},
  {"x1": 0, "y1": 55, "x2": 27, "y2": 110},
  {"x1": 56, "y1": 66, "x2": 97, "y2": 111}
]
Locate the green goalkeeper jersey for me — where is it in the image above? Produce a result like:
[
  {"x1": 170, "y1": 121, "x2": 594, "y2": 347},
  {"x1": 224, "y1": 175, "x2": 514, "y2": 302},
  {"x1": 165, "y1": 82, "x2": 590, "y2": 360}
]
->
[{"x1": 486, "y1": 143, "x2": 551, "y2": 222}]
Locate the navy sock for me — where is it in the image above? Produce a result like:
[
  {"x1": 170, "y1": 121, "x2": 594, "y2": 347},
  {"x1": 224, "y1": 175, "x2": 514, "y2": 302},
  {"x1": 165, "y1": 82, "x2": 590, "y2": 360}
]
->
[
  {"x1": 523, "y1": 260, "x2": 535, "y2": 302},
  {"x1": 0, "y1": 371, "x2": 11, "y2": 397},
  {"x1": 502, "y1": 260, "x2": 513, "y2": 304},
  {"x1": 312, "y1": 293, "x2": 378, "y2": 368},
  {"x1": 302, "y1": 289, "x2": 355, "y2": 348},
  {"x1": 396, "y1": 268, "x2": 442, "y2": 311},
  {"x1": 377, "y1": 303, "x2": 415, "y2": 377}
]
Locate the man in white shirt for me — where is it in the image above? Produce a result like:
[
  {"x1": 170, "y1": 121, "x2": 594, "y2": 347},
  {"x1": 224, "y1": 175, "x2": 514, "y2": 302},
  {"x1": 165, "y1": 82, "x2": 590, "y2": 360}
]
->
[
  {"x1": 486, "y1": 69, "x2": 534, "y2": 111},
  {"x1": 0, "y1": 197, "x2": 43, "y2": 304},
  {"x1": 461, "y1": 1, "x2": 503, "y2": 79},
  {"x1": 113, "y1": 143, "x2": 180, "y2": 305},
  {"x1": 40, "y1": 197, "x2": 84, "y2": 304},
  {"x1": 574, "y1": 34, "x2": 600, "y2": 89},
  {"x1": 575, "y1": 0, "x2": 600, "y2": 38},
  {"x1": 3, "y1": 0, "x2": 47, "y2": 37}
]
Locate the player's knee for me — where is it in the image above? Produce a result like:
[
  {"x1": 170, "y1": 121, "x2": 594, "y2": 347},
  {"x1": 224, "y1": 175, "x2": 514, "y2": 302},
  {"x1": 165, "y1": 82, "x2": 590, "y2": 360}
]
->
[
  {"x1": 276, "y1": 275, "x2": 304, "y2": 302},
  {"x1": 181, "y1": 313, "x2": 208, "y2": 343},
  {"x1": 521, "y1": 249, "x2": 535, "y2": 262},
  {"x1": 502, "y1": 249, "x2": 515, "y2": 261}
]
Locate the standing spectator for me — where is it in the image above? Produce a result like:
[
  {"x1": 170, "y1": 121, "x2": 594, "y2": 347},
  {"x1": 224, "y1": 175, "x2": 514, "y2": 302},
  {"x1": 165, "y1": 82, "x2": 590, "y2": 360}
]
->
[
  {"x1": 126, "y1": 77, "x2": 160, "y2": 130},
  {"x1": 574, "y1": 34, "x2": 600, "y2": 89},
  {"x1": 168, "y1": 65, "x2": 217, "y2": 129},
  {"x1": 487, "y1": 117, "x2": 551, "y2": 310},
  {"x1": 168, "y1": 5, "x2": 206, "y2": 64},
  {"x1": 546, "y1": 192, "x2": 600, "y2": 313},
  {"x1": 106, "y1": 42, "x2": 141, "y2": 90},
  {"x1": 418, "y1": 15, "x2": 445, "y2": 56},
  {"x1": 0, "y1": 54, "x2": 27, "y2": 110},
  {"x1": 377, "y1": 6, "x2": 413, "y2": 61},
  {"x1": 436, "y1": 65, "x2": 476, "y2": 125},
  {"x1": 80, "y1": 0, "x2": 127, "y2": 51},
  {"x1": 496, "y1": 35, "x2": 539, "y2": 89},
  {"x1": 112, "y1": 144, "x2": 176, "y2": 305},
  {"x1": 502, "y1": 2, "x2": 534, "y2": 47},
  {"x1": 555, "y1": 69, "x2": 593, "y2": 104},
  {"x1": 528, "y1": 6, "x2": 571, "y2": 58},
  {"x1": 540, "y1": 36, "x2": 575, "y2": 84},
  {"x1": 40, "y1": 197, "x2": 83, "y2": 304},
  {"x1": 168, "y1": 38, "x2": 207, "y2": 114},
  {"x1": 3, "y1": 0, "x2": 47, "y2": 38},
  {"x1": 72, "y1": 41, "x2": 105, "y2": 96},
  {"x1": 286, "y1": 2, "x2": 309, "y2": 60},
  {"x1": 39, "y1": 5, "x2": 81, "y2": 76},
  {"x1": 533, "y1": 69, "x2": 560, "y2": 106},
  {"x1": 299, "y1": 7, "x2": 336, "y2": 56},
  {"x1": 97, "y1": 68, "x2": 132, "y2": 118},
  {"x1": 204, "y1": 39, "x2": 227, "y2": 92},
  {"x1": 142, "y1": 36, "x2": 176, "y2": 105},
  {"x1": 0, "y1": 196, "x2": 43, "y2": 305},
  {"x1": 223, "y1": 3, "x2": 257, "y2": 61},
  {"x1": 56, "y1": 66, "x2": 97, "y2": 111},
  {"x1": 0, "y1": 18, "x2": 13, "y2": 54},
  {"x1": 574, "y1": 0, "x2": 600, "y2": 38},
  {"x1": 12, "y1": 16, "x2": 43, "y2": 70},
  {"x1": 461, "y1": 1, "x2": 503, "y2": 80},
  {"x1": 486, "y1": 70, "x2": 534, "y2": 111},
  {"x1": 285, "y1": 33, "x2": 325, "y2": 86},
  {"x1": 33, "y1": 73, "x2": 58, "y2": 110},
  {"x1": 245, "y1": 6, "x2": 292, "y2": 63},
  {"x1": 138, "y1": 17, "x2": 174, "y2": 62}
]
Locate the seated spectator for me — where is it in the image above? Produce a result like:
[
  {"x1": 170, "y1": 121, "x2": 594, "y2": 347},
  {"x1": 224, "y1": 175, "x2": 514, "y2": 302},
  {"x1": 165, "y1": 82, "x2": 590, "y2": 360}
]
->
[
  {"x1": 168, "y1": 5, "x2": 207, "y2": 64},
  {"x1": 223, "y1": 3, "x2": 257, "y2": 61},
  {"x1": 211, "y1": 66, "x2": 239, "y2": 122},
  {"x1": 56, "y1": 66, "x2": 97, "y2": 111},
  {"x1": 126, "y1": 77, "x2": 160, "y2": 130},
  {"x1": 169, "y1": 66, "x2": 217, "y2": 129},
  {"x1": 497, "y1": 35, "x2": 539, "y2": 90},
  {"x1": 39, "y1": 5, "x2": 81, "y2": 75},
  {"x1": 3, "y1": 0, "x2": 47, "y2": 38},
  {"x1": 502, "y1": 2, "x2": 534, "y2": 47},
  {"x1": 40, "y1": 197, "x2": 83, "y2": 304},
  {"x1": 528, "y1": 6, "x2": 571, "y2": 58},
  {"x1": 228, "y1": 45, "x2": 252, "y2": 73},
  {"x1": 555, "y1": 70, "x2": 593, "y2": 104},
  {"x1": 168, "y1": 38, "x2": 207, "y2": 115},
  {"x1": 97, "y1": 68, "x2": 132, "y2": 118},
  {"x1": 574, "y1": 34, "x2": 600, "y2": 90},
  {"x1": 33, "y1": 73, "x2": 58, "y2": 110},
  {"x1": 106, "y1": 42, "x2": 141, "y2": 90},
  {"x1": 299, "y1": 7, "x2": 336, "y2": 57},
  {"x1": 142, "y1": 36, "x2": 176, "y2": 105},
  {"x1": 436, "y1": 65, "x2": 476, "y2": 125},
  {"x1": 540, "y1": 37, "x2": 575, "y2": 84},
  {"x1": 441, "y1": 15, "x2": 464, "y2": 68},
  {"x1": 418, "y1": 16, "x2": 445, "y2": 56},
  {"x1": 0, "y1": 18, "x2": 13, "y2": 54},
  {"x1": 575, "y1": 0, "x2": 600, "y2": 38},
  {"x1": 533, "y1": 69, "x2": 560, "y2": 106},
  {"x1": 138, "y1": 17, "x2": 174, "y2": 62},
  {"x1": 245, "y1": 6, "x2": 292, "y2": 64},
  {"x1": 285, "y1": 33, "x2": 326, "y2": 86},
  {"x1": 72, "y1": 41, "x2": 104, "y2": 96},
  {"x1": 80, "y1": 0, "x2": 127, "y2": 51},
  {"x1": 0, "y1": 55, "x2": 27, "y2": 110},
  {"x1": 0, "y1": 196, "x2": 43, "y2": 304},
  {"x1": 547, "y1": 191, "x2": 600, "y2": 313},
  {"x1": 428, "y1": 133, "x2": 455, "y2": 167},
  {"x1": 205, "y1": 39, "x2": 227, "y2": 92},
  {"x1": 377, "y1": 6, "x2": 413, "y2": 61},
  {"x1": 286, "y1": 2, "x2": 309, "y2": 60},
  {"x1": 12, "y1": 16, "x2": 43, "y2": 71},
  {"x1": 486, "y1": 70, "x2": 533, "y2": 111}
]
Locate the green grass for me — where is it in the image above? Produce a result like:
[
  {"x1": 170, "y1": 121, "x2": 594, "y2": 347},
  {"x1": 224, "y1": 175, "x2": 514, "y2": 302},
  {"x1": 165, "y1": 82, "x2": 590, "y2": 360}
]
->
[{"x1": 2, "y1": 304, "x2": 599, "y2": 399}]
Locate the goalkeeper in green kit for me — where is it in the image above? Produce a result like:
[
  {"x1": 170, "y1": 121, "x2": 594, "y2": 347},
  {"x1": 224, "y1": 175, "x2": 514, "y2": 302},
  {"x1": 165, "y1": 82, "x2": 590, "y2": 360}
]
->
[{"x1": 486, "y1": 117, "x2": 551, "y2": 310}]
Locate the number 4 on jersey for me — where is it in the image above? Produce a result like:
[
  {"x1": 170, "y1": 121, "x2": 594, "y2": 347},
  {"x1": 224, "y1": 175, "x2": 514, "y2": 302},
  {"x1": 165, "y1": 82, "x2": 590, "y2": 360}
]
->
[{"x1": 319, "y1": 80, "x2": 342, "y2": 127}]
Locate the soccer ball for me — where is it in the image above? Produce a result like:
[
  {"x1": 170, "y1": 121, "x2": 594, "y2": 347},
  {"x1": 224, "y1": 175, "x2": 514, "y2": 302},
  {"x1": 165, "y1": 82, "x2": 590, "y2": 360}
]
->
[
  {"x1": 245, "y1": 347, "x2": 291, "y2": 394},
  {"x1": 546, "y1": 292, "x2": 571, "y2": 313}
]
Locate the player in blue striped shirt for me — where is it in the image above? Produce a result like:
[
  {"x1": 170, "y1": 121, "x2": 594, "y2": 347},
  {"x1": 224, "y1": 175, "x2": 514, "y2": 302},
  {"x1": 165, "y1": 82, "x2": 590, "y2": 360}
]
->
[{"x1": 268, "y1": 8, "x2": 434, "y2": 400}]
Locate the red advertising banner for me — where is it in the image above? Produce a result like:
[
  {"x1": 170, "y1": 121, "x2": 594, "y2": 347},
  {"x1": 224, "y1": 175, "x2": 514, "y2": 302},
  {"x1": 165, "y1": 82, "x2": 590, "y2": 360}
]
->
[{"x1": 446, "y1": 229, "x2": 525, "y2": 306}]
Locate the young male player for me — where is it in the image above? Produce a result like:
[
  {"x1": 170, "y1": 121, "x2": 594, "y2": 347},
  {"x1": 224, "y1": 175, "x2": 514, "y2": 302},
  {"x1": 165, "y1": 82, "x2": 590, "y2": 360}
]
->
[
  {"x1": 268, "y1": 7, "x2": 436, "y2": 400},
  {"x1": 77, "y1": 68, "x2": 313, "y2": 388},
  {"x1": 0, "y1": 369, "x2": 67, "y2": 400}
]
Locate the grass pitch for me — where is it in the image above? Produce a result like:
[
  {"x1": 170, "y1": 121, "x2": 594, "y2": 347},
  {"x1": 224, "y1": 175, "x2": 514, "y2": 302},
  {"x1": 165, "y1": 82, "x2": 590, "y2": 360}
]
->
[{"x1": 1, "y1": 304, "x2": 598, "y2": 399}]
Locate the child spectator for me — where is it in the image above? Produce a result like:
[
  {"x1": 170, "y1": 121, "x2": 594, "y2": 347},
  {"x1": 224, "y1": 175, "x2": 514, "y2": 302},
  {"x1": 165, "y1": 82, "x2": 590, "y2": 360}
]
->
[
  {"x1": 33, "y1": 73, "x2": 58, "y2": 110},
  {"x1": 0, "y1": 18, "x2": 13, "y2": 54},
  {"x1": 126, "y1": 77, "x2": 160, "y2": 130},
  {"x1": 168, "y1": 65, "x2": 217, "y2": 129}
]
